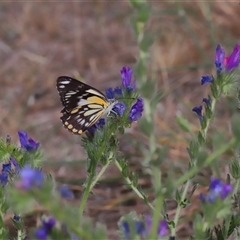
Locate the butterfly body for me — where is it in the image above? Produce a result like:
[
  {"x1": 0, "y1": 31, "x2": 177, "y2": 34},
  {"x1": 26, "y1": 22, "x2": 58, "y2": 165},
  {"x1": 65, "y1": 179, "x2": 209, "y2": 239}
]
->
[{"x1": 56, "y1": 76, "x2": 117, "y2": 135}]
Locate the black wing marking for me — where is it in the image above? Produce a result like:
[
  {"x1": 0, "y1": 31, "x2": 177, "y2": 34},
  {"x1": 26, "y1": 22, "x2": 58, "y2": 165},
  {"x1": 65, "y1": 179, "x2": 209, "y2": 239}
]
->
[
  {"x1": 56, "y1": 76, "x2": 108, "y2": 135},
  {"x1": 56, "y1": 76, "x2": 107, "y2": 113},
  {"x1": 60, "y1": 107, "x2": 104, "y2": 135}
]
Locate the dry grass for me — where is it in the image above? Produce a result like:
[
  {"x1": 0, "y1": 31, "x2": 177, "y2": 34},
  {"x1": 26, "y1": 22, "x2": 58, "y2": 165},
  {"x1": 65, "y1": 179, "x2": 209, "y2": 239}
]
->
[{"x1": 1, "y1": 1, "x2": 239, "y2": 239}]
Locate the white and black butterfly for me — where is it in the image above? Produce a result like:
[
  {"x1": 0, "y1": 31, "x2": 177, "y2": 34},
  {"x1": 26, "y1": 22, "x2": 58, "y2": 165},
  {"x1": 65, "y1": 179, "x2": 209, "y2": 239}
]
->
[{"x1": 56, "y1": 76, "x2": 117, "y2": 135}]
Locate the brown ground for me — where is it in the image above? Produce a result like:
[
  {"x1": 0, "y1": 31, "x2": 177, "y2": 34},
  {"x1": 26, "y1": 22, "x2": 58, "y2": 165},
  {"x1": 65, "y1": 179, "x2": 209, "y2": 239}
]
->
[{"x1": 1, "y1": 1, "x2": 239, "y2": 239}]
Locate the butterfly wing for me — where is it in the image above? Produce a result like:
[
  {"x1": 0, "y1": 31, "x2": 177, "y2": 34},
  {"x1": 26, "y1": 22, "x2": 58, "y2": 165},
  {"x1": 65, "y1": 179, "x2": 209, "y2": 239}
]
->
[{"x1": 56, "y1": 76, "x2": 109, "y2": 135}]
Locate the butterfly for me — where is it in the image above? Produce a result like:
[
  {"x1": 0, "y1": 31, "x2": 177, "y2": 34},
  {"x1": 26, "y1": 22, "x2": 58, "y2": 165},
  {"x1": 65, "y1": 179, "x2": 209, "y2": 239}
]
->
[{"x1": 56, "y1": 76, "x2": 117, "y2": 135}]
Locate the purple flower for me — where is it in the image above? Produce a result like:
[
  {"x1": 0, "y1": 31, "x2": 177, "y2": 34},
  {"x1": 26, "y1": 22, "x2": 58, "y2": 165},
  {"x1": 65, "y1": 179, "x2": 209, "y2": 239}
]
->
[
  {"x1": 16, "y1": 165, "x2": 44, "y2": 190},
  {"x1": 215, "y1": 44, "x2": 240, "y2": 73},
  {"x1": 106, "y1": 88, "x2": 115, "y2": 99},
  {"x1": 2, "y1": 162, "x2": 11, "y2": 173},
  {"x1": 35, "y1": 228, "x2": 48, "y2": 240},
  {"x1": 135, "y1": 221, "x2": 146, "y2": 235},
  {"x1": 225, "y1": 44, "x2": 240, "y2": 72},
  {"x1": 145, "y1": 216, "x2": 169, "y2": 237},
  {"x1": 215, "y1": 44, "x2": 225, "y2": 72},
  {"x1": 113, "y1": 102, "x2": 126, "y2": 117},
  {"x1": 202, "y1": 97, "x2": 211, "y2": 106},
  {"x1": 121, "y1": 220, "x2": 146, "y2": 240},
  {"x1": 192, "y1": 105, "x2": 203, "y2": 121},
  {"x1": 87, "y1": 118, "x2": 105, "y2": 135},
  {"x1": 106, "y1": 87, "x2": 123, "y2": 99},
  {"x1": 35, "y1": 217, "x2": 56, "y2": 240},
  {"x1": 201, "y1": 75, "x2": 213, "y2": 85},
  {"x1": 158, "y1": 220, "x2": 169, "y2": 237},
  {"x1": 59, "y1": 185, "x2": 74, "y2": 199},
  {"x1": 70, "y1": 233, "x2": 79, "y2": 240},
  {"x1": 0, "y1": 172, "x2": 8, "y2": 186},
  {"x1": 114, "y1": 87, "x2": 122, "y2": 96},
  {"x1": 10, "y1": 157, "x2": 20, "y2": 172},
  {"x1": 200, "y1": 177, "x2": 232, "y2": 203},
  {"x1": 13, "y1": 215, "x2": 20, "y2": 221},
  {"x1": 122, "y1": 221, "x2": 130, "y2": 240},
  {"x1": 129, "y1": 98, "x2": 144, "y2": 122},
  {"x1": 18, "y1": 131, "x2": 40, "y2": 151},
  {"x1": 121, "y1": 66, "x2": 136, "y2": 91}
]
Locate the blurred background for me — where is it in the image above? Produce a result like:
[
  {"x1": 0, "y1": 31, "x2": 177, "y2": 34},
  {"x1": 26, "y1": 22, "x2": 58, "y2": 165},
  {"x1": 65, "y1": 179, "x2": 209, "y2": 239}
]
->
[{"x1": 1, "y1": 1, "x2": 239, "y2": 238}]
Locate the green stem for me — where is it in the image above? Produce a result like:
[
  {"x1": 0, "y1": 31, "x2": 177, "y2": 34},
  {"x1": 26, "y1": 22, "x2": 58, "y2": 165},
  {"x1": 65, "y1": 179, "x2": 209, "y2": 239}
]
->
[
  {"x1": 202, "y1": 98, "x2": 216, "y2": 140},
  {"x1": 233, "y1": 177, "x2": 240, "y2": 194},
  {"x1": 17, "y1": 230, "x2": 22, "y2": 240},
  {"x1": 114, "y1": 159, "x2": 154, "y2": 210},
  {"x1": 79, "y1": 173, "x2": 94, "y2": 218},
  {"x1": 90, "y1": 158, "x2": 112, "y2": 189},
  {"x1": 79, "y1": 152, "x2": 114, "y2": 218},
  {"x1": 149, "y1": 195, "x2": 163, "y2": 239},
  {"x1": 171, "y1": 180, "x2": 190, "y2": 236},
  {"x1": 223, "y1": 215, "x2": 232, "y2": 239},
  {"x1": 149, "y1": 166, "x2": 162, "y2": 239},
  {"x1": 176, "y1": 137, "x2": 237, "y2": 187}
]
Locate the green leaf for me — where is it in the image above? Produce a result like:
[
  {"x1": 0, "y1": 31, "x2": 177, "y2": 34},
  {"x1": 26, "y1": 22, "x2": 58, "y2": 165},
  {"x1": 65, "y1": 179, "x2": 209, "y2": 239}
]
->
[
  {"x1": 187, "y1": 141, "x2": 199, "y2": 160},
  {"x1": 210, "y1": 80, "x2": 219, "y2": 99},
  {"x1": 176, "y1": 115, "x2": 191, "y2": 133},
  {"x1": 197, "y1": 132, "x2": 205, "y2": 145},
  {"x1": 138, "y1": 117, "x2": 153, "y2": 136},
  {"x1": 129, "y1": 0, "x2": 147, "y2": 9},
  {"x1": 231, "y1": 114, "x2": 240, "y2": 141},
  {"x1": 150, "y1": 90, "x2": 164, "y2": 109},
  {"x1": 140, "y1": 80, "x2": 156, "y2": 99},
  {"x1": 230, "y1": 159, "x2": 240, "y2": 179}
]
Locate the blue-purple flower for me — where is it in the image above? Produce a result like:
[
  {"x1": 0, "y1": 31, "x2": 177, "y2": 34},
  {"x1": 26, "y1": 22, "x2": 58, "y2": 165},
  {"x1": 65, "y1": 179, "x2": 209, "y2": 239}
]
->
[
  {"x1": 0, "y1": 172, "x2": 8, "y2": 186},
  {"x1": 2, "y1": 162, "x2": 11, "y2": 173},
  {"x1": 129, "y1": 98, "x2": 144, "y2": 122},
  {"x1": 192, "y1": 105, "x2": 203, "y2": 121},
  {"x1": 202, "y1": 97, "x2": 211, "y2": 106},
  {"x1": 106, "y1": 87, "x2": 123, "y2": 99},
  {"x1": 145, "y1": 216, "x2": 169, "y2": 237},
  {"x1": 122, "y1": 220, "x2": 146, "y2": 239},
  {"x1": 200, "y1": 177, "x2": 232, "y2": 203},
  {"x1": 18, "y1": 131, "x2": 40, "y2": 151},
  {"x1": 114, "y1": 86, "x2": 123, "y2": 96},
  {"x1": 87, "y1": 118, "x2": 106, "y2": 136},
  {"x1": 105, "y1": 88, "x2": 115, "y2": 99},
  {"x1": 59, "y1": 185, "x2": 74, "y2": 200},
  {"x1": 0, "y1": 161, "x2": 12, "y2": 186},
  {"x1": 122, "y1": 217, "x2": 169, "y2": 239},
  {"x1": 13, "y1": 215, "x2": 20, "y2": 221},
  {"x1": 35, "y1": 217, "x2": 56, "y2": 240},
  {"x1": 158, "y1": 220, "x2": 169, "y2": 237},
  {"x1": 122, "y1": 221, "x2": 130, "y2": 239},
  {"x1": 121, "y1": 66, "x2": 136, "y2": 91},
  {"x1": 16, "y1": 165, "x2": 44, "y2": 190},
  {"x1": 70, "y1": 233, "x2": 80, "y2": 240},
  {"x1": 215, "y1": 44, "x2": 225, "y2": 72},
  {"x1": 113, "y1": 102, "x2": 126, "y2": 117},
  {"x1": 10, "y1": 157, "x2": 20, "y2": 172},
  {"x1": 201, "y1": 75, "x2": 213, "y2": 85}
]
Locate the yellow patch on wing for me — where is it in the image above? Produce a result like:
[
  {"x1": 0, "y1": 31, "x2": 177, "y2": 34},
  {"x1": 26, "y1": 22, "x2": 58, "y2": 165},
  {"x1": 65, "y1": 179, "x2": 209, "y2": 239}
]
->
[
  {"x1": 71, "y1": 106, "x2": 81, "y2": 114},
  {"x1": 67, "y1": 124, "x2": 73, "y2": 129},
  {"x1": 64, "y1": 121, "x2": 69, "y2": 125},
  {"x1": 78, "y1": 130, "x2": 83, "y2": 134},
  {"x1": 87, "y1": 96, "x2": 107, "y2": 107}
]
